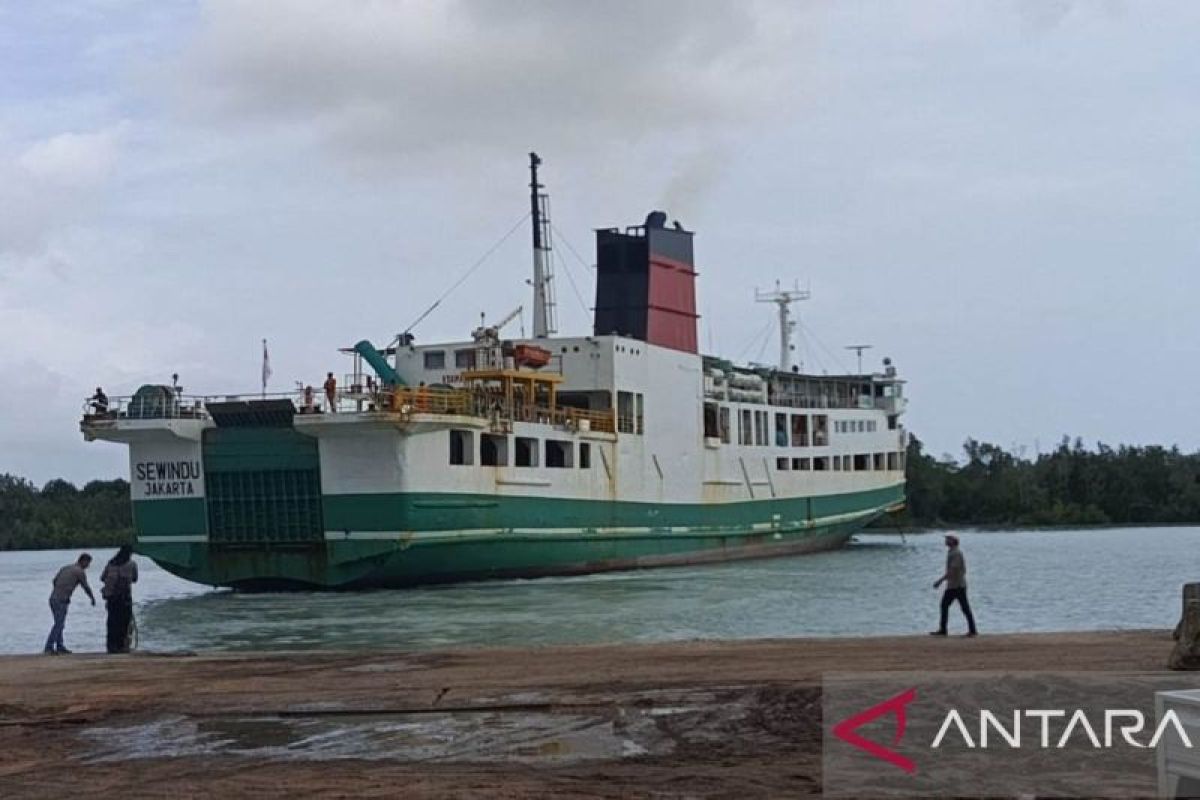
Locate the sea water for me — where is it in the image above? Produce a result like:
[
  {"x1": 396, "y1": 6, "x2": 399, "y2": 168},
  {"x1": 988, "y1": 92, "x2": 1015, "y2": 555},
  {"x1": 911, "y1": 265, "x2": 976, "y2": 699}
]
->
[{"x1": 1, "y1": 526, "x2": 1194, "y2": 655}]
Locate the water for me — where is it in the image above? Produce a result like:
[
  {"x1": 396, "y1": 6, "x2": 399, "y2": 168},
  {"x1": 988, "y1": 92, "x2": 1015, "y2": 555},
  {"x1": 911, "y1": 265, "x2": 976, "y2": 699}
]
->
[{"x1": 2, "y1": 527, "x2": 1195, "y2": 655}]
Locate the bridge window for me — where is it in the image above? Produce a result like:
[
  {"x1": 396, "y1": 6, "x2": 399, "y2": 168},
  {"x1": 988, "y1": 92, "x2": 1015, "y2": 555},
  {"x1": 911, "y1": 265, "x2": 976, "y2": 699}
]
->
[
  {"x1": 703, "y1": 402, "x2": 719, "y2": 439},
  {"x1": 481, "y1": 434, "x2": 508, "y2": 466},
  {"x1": 579, "y1": 442, "x2": 591, "y2": 469},
  {"x1": 546, "y1": 439, "x2": 573, "y2": 468},
  {"x1": 516, "y1": 436, "x2": 539, "y2": 467},
  {"x1": 776, "y1": 457, "x2": 790, "y2": 471},
  {"x1": 617, "y1": 391, "x2": 635, "y2": 434},
  {"x1": 813, "y1": 456, "x2": 829, "y2": 471},
  {"x1": 719, "y1": 406, "x2": 731, "y2": 444},
  {"x1": 449, "y1": 430, "x2": 474, "y2": 465},
  {"x1": 739, "y1": 409, "x2": 753, "y2": 445},
  {"x1": 774, "y1": 413, "x2": 789, "y2": 447},
  {"x1": 887, "y1": 452, "x2": 899, "y2": 471},
  {"x1": 755, "y1": 411, "x2": 768, "y2": 446},
  {"x1": 791, "y1": 414, "x2": 808, "y2": 447},
  {"x1": 423, "y1": 350, "x2": 446, "y2": 370},
  {"x1": 874, "y1": 453, "x2": 886, "y2": 471},
  {"x1": 793, "y1": 457, "x2": 810, "y2": 471},
  {"x1": 454, "y1": 349, "x2": 476, "y2": 369},
  {"x1": 854, "y1": 453, "x2": 869, "y2": 471},
  {"x1": 812, "y1": 415, "x2": 829, "y2": 446}
]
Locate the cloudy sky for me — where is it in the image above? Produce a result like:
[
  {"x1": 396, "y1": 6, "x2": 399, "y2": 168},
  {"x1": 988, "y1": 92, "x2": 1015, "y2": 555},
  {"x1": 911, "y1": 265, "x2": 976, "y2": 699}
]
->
[{"x1": 2, "y1": 1, "x2": 1197, "y2": 485}]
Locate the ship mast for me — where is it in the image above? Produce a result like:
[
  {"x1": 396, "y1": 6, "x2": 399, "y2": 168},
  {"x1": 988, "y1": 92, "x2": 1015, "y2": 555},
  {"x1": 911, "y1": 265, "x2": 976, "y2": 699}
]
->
[
  {"x1": 528, "y1": 152, "x2": 557, "y2": 338},
  {"x1": 755, "y1": 281, "x2": 810, "y2": 372}
]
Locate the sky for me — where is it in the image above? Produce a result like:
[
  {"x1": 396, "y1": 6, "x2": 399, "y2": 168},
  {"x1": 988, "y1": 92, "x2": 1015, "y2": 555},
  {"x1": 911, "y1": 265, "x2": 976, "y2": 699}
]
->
[{"x1": 1, "y1": 0, "x2": 1197, "y2": 485}]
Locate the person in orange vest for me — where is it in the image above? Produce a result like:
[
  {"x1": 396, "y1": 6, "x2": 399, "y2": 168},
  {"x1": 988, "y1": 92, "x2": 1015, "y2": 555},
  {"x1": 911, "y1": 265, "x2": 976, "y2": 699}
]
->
[{"x1": 323, "y1": 372, "x2": 337, "y2": 413}]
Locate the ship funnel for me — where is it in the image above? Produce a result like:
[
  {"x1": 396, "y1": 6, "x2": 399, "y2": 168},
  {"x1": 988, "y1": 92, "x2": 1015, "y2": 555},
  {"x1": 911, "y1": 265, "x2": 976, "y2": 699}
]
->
[{"x1": 593, "y1": 211, "x2": 698, "y2": 353}]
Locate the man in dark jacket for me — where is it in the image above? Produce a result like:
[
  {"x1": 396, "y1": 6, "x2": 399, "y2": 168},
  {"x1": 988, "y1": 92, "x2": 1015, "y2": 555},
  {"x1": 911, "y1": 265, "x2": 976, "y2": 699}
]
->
[
  {"x1": 101, "y1": 546, "x2": 139, "y2": 653},
  {"x1": 931, "y1": 534, "x2": 978, "y2": 637}
]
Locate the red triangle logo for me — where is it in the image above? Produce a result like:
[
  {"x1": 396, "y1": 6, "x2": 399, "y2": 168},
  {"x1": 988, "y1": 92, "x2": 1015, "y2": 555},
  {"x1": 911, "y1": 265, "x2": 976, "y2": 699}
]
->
[{"x1": 831, "y1": 687, "x2": 918, "y2": 774}]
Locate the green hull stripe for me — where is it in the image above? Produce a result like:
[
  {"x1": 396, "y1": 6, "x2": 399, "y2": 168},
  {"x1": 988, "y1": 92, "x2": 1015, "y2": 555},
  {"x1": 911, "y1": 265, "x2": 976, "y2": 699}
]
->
[
  {"x1": 133, "y1": 498, "x2": 207, "y2": 537},
  {"x1": 319, "y1": 483, "x2": 903, "y2": 534},
  {"x1": 132, "y1": 484, "x2": 904, "y2": 589}
]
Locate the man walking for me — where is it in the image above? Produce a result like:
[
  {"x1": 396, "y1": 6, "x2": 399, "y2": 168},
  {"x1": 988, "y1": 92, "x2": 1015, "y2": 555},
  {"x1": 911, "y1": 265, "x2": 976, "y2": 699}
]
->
[
  {"x1": 44, "y1": 553, "x2": 96, "y2": 654},
  {"x1": 931, "y1": 534, "x2": 978, "y2": 637}
]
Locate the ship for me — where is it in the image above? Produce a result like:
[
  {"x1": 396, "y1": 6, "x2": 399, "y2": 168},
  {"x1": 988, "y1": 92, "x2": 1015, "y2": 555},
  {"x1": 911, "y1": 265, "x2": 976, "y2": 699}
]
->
[{"x1": 81, "y1": 154, "x2": 908, "y2": 590}]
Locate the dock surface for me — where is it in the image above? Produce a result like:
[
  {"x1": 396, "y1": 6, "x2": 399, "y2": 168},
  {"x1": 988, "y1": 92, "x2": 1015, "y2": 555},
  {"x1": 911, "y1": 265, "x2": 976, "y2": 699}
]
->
[{"x1": 0, "y1": 631, "x2": 1172, "y2": 798}]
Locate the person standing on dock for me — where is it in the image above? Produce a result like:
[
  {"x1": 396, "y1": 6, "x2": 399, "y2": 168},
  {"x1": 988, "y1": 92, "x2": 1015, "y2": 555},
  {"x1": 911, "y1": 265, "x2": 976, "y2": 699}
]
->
[
  {"x1": 44, "y1": 553, "x2": 96, "y2": 655},
  {"x1": 323, "y1": 372, "x2": 337, "y2": 413},
  {"x1": 101, "y1": 546, "x2": 139, "y2": 654},
  {"x1": 931, "y1": 534, "x2": 977, "y2": 637}
]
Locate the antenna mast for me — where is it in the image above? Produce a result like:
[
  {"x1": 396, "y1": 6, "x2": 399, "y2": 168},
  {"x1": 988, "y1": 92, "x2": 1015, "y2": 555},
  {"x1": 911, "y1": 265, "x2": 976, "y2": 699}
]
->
[
  {"x1": 529, "y1": 152, "x2": 557, "y2": 338},
  {"x1": 755, "y1": 280, "x2": 810, "y2": 372}
]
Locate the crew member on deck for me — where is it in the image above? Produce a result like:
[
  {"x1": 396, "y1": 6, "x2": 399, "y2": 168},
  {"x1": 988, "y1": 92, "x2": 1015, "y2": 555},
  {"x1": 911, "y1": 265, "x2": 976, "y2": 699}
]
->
[
  {"x1": 303, "y1": 385, "x2": 315, "y2": 413},
  {"x1": 324, "y1": 372, "x2": 337, "y2": 413},
  {"x1": 90, "y1": 387, "x2": 109, "y2": 415}
]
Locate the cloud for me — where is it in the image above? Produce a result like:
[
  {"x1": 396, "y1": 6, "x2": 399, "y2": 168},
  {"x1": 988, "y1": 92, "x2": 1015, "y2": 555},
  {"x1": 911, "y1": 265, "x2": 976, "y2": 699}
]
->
[
  {"x1": 17, "y1": 124, "x2": 125, "y2": 186},
  {"x1": 0, "y1": 123, "x2": 128, "y2": 262},
  {"x1": 172, "y1": 0, "x2": 806, "y2": 165}
]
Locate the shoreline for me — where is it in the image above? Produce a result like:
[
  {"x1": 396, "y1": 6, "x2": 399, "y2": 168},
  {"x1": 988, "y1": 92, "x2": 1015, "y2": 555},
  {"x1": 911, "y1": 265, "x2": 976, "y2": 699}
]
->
[{"x1": 0, "y1": 630, "x2": 1176, "y2": 798}]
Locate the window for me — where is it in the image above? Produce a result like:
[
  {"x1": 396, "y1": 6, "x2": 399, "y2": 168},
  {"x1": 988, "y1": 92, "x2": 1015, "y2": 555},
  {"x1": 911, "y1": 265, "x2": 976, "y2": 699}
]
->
[
  {"x1": 755, "y1": 410, "x2": 768, "y2": 446},
  {"x1": 739, "y1": 409, "x2": 753, "y2": 445},
  {"x1": 617, "y1": 391, "x2": 635, "y2": 434},
  {"x1": 635, "y1": 393, "x2": 645, "y2": 434},
  {"x1": 888, "y1": 415, "x2": 898, "y2": 430},
  {"x1": 854, "y1": 453, "x2": 869, "y2": 471},
  {"x1": 481, "y1": 434, "x2": 508, "y2": 466},
  {"x1": 774, "y1": 413, "x2": 789, "y2": 447},
  {"x1": 546, "y1": 439, "x2": 573, "y2": 468},
  {"x1": 791, "y1": 414, "x2": 809, "y2": 447},
  {"x1": 812, "y1": 415, "x2": 829, "y2": 446},
  {"x1": 873, "y1": 453, "x2": 886, "y2": 471},
  {"x1": 449, "y1": 430, "x2": 474, "y2": 465},
  {"x1": 813, "y1": 456, "x2": 829, "y2": 471},
  {"x1": 887, "y1": 452, "x2": 899, "y2": 471},
  {"x1": 423, "y1": 350, "x2": 446, "y2": 370},
  {"x1": 454, "y1": 349, "x2": 476, "y2": 369},
  {"x1": 858, "y1": 420, "x2": 866, "y2": 433},
  {"x1": 579, "y1": 442, "x2": 591, "y2": 469},
  {"x1": 516, "y1": 436, "x2": 539, "y2": 467},
  {"x1": 776, "y1": 457, "x2": 790, "y2": 470},
  {"x1": 794, "y1": 457, "x2": 810, "y2": 471},
  {"x1": 704, "y1": 402, "x2": 719, "y2": 439},
  {"x1": 833, "y1": 456, "x2": 842, "y2": 471},
  {"x1": 719, "y1": 407, "x2": 731, "y2": 444}
]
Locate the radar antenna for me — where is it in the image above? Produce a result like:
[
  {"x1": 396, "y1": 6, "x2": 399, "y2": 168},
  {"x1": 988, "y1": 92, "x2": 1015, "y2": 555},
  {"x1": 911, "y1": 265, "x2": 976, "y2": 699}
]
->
[{"x1": 844, "y1": 344, "x2": 874, "y2": 375}]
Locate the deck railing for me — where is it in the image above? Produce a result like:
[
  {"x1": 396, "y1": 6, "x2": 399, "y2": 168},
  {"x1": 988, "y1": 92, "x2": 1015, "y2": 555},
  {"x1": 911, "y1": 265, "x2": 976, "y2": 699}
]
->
[{"x1": 82, "y1": 387, "x2": 617, "y2": 435}]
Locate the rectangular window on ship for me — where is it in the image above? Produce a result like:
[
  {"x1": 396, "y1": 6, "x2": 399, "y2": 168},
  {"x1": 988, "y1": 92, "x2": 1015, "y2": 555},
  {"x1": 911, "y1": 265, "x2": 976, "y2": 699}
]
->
[
  {"x1": 449, "y1": 430, "x2": 474, "y2": 465},
  {"x1": 423, "y1": 350, "x2": 446, "y2": 370},
  {"x1": 515, "y1": 437, "x2": 539, "y2": 467},
  {"x1": 546, "y1": 439, "x2": 573, "y2": 468},
  {"x1": 481, "y1": 434, "x2": 508, "y2": 466}
]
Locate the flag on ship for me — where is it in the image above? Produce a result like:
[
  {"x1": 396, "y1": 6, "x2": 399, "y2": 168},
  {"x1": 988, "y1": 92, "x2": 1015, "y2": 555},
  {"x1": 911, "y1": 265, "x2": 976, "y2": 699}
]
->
[{"x1": 261, "y1": 338, "x2": 272, "y2": 394}]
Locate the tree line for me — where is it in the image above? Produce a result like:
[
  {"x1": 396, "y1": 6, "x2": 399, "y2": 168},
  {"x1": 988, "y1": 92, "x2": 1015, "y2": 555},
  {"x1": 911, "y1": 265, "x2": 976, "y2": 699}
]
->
[
  {"x1": 901, "y1": 436, "x2": 1200, "y2": 528},
  {"x1": 0, "y1": 475, "x2": 132, "y2": 551},
  {"x1": 3, "y1": 435, "x2": 1200, "y2": 550}
]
